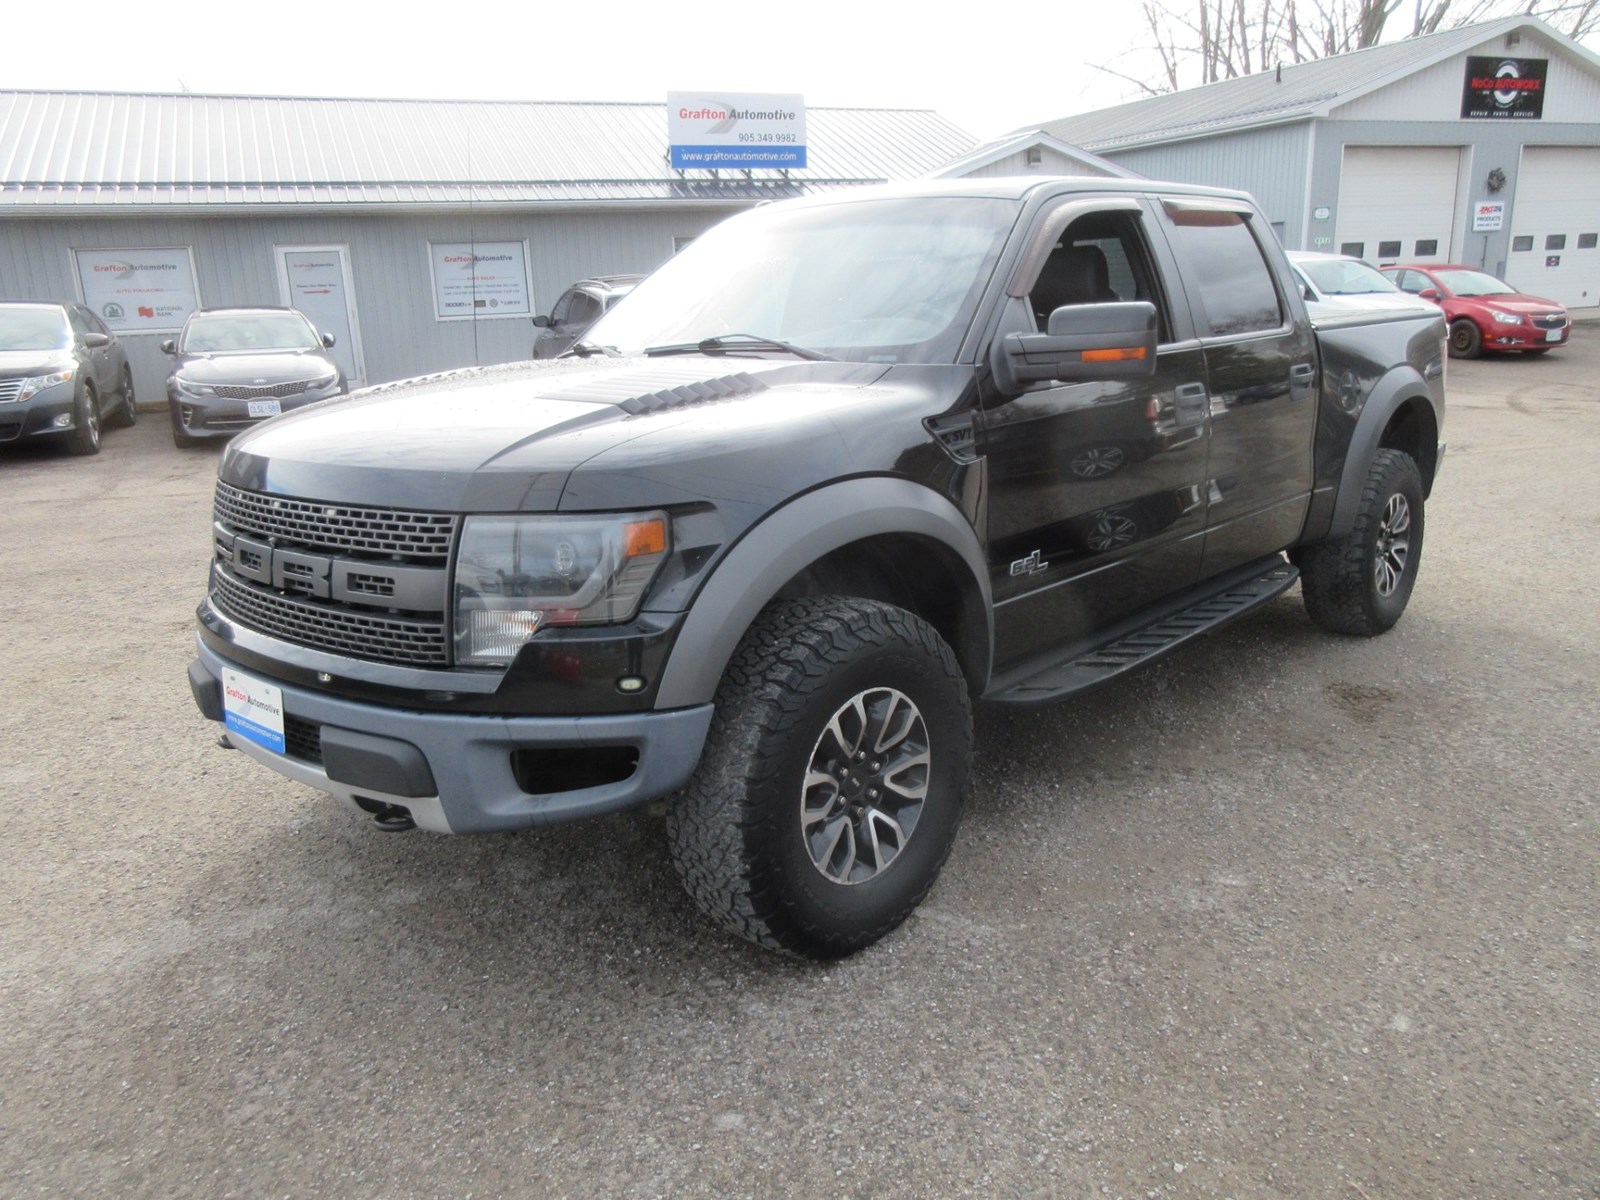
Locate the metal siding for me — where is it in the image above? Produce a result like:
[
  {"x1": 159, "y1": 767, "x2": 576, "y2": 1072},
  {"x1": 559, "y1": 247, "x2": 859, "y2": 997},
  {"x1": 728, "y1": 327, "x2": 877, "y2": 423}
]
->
[
  {"x1": 960, "y1": 148, "x2": 1121, "y2": 178},
  {"x1": 1105, "y1": 124, "x2": 1311, "y2": 228}
]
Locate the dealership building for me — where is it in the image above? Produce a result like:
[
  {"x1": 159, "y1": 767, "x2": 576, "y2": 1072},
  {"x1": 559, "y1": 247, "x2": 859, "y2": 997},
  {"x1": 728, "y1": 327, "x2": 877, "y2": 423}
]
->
[
  {"x1": 0, "y1": 93, "x2": 974, "y2": 397},
  {"x1": 1030, "y1": 16, "x2": 1600, "y2": 309}
]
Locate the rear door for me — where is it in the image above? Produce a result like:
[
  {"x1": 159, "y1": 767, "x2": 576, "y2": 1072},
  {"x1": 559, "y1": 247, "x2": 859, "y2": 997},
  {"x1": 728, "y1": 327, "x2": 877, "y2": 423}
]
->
[
  {"x1": 981, "y1": 199, "x2": 1211, "y2": 672},
  {"x1": 1155, "y1": 198, "x2": 1318, "y2": 578}
]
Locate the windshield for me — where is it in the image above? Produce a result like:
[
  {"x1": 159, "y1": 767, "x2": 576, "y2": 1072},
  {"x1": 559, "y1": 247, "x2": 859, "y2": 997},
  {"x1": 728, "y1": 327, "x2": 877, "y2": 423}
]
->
[
  {"x1": 181, "y1": 312, "x2": 320, "y2": 353},
  {"x1": 0, "y1": 306, "x2": 71, "y2": 352},
  {"x1": 1299, "y1": 258, "x2": 1400, "y2": 296},
  {"x1": 1433, "y1": 269, "x2": 1517, "y2": 297},
  {"x1": 585, "y1": 195, "x2": 1020, "y2": 363}
]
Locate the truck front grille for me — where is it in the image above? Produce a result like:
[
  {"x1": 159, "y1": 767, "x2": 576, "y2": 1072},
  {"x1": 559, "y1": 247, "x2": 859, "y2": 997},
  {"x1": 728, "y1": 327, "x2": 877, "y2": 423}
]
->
[{"x1": 210, "y1": 483, "x2": 458, "y2": 667}]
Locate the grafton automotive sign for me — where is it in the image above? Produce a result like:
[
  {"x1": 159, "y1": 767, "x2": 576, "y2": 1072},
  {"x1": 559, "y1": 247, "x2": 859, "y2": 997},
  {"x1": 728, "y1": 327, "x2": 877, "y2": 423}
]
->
[
  {"x1": 668, "y1": 92, "x2": 807, "y2": 170},
  {"x1": 1461, "y1": 56, "x2": 1547, "y2": 119}
]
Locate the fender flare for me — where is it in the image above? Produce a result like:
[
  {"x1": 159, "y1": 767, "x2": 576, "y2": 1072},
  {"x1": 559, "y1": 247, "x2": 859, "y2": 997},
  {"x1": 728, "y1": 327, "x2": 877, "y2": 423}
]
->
[
  {"x1": 1325, "y1": 367, "x2": 1440, "y2": 540},
  {"x1": 653, "y1": 477, "x2": 992, "y2": 709}
]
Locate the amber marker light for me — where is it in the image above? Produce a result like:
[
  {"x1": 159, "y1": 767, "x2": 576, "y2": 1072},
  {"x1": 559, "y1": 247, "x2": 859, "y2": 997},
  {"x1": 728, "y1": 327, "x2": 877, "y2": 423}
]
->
[
  {"x1": 1082, "y1": 347, "x2": 1148, "y2": 363},
  {"x1": 625, "y1": 518, "x2": 668, "y2": 557}
]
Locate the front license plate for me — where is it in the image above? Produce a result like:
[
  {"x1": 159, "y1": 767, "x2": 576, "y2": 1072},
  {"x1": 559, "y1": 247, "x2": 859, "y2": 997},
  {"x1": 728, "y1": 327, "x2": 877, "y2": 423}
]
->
[
  {"x1": 1546, "y1": 329, "x2": 1563, "y2": 343},
  {"x1": 222, "y1": 668, "x2": 286, "y2": 754},
  {"x1": 247, "y1": 398, "x2": 283, "y2": 418}
]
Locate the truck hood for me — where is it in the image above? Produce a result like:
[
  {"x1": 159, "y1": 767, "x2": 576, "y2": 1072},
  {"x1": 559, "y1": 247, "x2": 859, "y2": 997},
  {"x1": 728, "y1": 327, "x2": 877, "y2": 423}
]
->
[{"x1": 219, "y1": 356, "x2": 895, "y2": 512}]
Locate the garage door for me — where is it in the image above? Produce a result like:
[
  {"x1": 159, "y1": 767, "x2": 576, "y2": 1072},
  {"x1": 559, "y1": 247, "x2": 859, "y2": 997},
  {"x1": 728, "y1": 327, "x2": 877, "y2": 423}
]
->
[
  {"x1": 1505, "y1": 146, "x2": 1600, "y2": 309},
  {"x1": 1335, "y1": 146, "x2": 1462, "y2": 265}
]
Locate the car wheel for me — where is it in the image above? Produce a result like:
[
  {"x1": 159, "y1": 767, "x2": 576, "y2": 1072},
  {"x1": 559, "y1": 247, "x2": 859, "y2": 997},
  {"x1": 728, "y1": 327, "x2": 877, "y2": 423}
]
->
[
  {"x1": 1448, "y1": 319, "x2": 1482, "y2": 359},
  {"x1": 108, "y1": 367, "x2": 138, "y2": 428},
  {"x1": 667, "y1": 595, "x2": 972, "y2": 959},
  {"x1": 1299, "y1": 448, "x2": 1424, "y2": 637},
  {"x1": 67, "y1": 384, "x2": 102, "y2": 456}
]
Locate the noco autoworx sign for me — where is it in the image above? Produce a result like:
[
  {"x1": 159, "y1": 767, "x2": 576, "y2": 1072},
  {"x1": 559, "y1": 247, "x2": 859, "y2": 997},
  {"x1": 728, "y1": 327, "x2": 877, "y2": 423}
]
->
[
  {"x1": 1461, "y1": 56, "x2": 1548, "y2": 119},
  {"x1": 667, "y1": 92, "x2": 807, "y2": 170}
]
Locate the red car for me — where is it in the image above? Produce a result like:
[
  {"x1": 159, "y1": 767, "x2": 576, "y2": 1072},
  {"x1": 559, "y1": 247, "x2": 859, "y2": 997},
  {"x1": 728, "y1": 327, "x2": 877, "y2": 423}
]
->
[{"x1": 1380, "y1": 263, "x2": 1570, "y2": 359}]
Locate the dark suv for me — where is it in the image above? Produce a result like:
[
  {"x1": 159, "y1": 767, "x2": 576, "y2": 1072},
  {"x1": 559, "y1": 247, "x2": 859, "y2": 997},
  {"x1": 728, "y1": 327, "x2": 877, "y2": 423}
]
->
[
  {"x1": 0, "y1": 301, "x2": 137, "y2": 455},
  {"x1": 531, "y1": 275, "x2": 644, "y2": 359},
  {"x1": 164, "y1": 307, "x2": 346, "y2": 448}
]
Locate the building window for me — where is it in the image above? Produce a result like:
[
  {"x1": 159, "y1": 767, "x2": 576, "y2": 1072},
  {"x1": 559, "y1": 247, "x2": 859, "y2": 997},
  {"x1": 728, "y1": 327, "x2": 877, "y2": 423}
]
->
[
  {"x1": 1340, "y1": 242, "x2": 1364, "y2": 258},
  {"x1": 1414, "y1": 240, "x2": 1438, "y2": 256},
  {"x1": 1512, "y1": 236, "x2": 1534, "y2": 252},
  {"x1": 1546, "y1": 234, "x2": 1567, "y2": 251},
  {"x1": 1579, "y1": 233, "x2": 1599, "y2": 250},
  {"x1": 1377, "y1": 240, "x2": 1402, "y2": 259}
]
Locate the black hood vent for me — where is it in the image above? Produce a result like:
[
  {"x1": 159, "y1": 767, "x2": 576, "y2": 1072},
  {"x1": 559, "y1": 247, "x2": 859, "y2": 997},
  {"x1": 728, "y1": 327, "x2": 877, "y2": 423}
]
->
[{"x1": 614, "y1": 372, "x2": 770, "y2": 415}]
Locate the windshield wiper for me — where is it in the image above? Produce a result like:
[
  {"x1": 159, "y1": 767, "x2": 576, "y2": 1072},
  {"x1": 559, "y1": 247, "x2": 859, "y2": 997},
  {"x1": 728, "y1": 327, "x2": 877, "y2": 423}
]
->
[
  {"x1": 562, "y1": 340, "x2": 620, "y2": 358},
  {"x1": 644, "y1": 333, "x2": 833, "y2": 361}
]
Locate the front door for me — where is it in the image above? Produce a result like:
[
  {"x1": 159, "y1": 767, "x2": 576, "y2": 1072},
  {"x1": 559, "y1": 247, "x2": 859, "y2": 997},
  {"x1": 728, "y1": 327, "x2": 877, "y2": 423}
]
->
[
  {"x1": 275, "y1": 245, "x2": 366, "y2": 387},
  {"x1": 981, "y1": 205, "x2": 1211, "y2": 672}
]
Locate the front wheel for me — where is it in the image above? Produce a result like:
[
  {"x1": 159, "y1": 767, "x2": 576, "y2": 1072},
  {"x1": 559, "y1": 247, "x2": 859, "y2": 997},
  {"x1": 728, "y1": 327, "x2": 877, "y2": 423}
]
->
[
  {"x1": 1448, "y1": 319, "x2": 1482, "y2": 359},
  {"x1": 67, "y1": 385, "x2": 102, "y2": 455},
  {"x1": 667, "y1": 596, "x2": 972, "y2": 958},
  {"x1": 1299, "y1": 448, "x2": 1424, "y2": 636}
]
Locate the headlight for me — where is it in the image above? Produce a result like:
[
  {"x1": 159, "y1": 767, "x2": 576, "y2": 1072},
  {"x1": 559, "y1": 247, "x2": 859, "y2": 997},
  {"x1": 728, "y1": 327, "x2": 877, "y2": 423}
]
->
[
  {"x1": 310, "y1": 369, "x2": 339, "y2": 389},
  {"x1": 453, "y1": 511, "x2": 669, "y2": 667},
  {"x1": 174, "y1": 374, "x2": 218, "y2": 396},
  {"x1": 1488, "y1": 310, "x2": 1523, "y2": 325},
  {"x1": 13, "y1": 367, "x2": 76, "y2": 403}
]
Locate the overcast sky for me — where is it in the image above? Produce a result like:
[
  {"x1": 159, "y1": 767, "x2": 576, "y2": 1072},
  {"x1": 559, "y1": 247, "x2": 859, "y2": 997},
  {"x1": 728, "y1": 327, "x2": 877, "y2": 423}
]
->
[{"x1": 8, "y1": 0, "x2": 1167, "y2": 140}]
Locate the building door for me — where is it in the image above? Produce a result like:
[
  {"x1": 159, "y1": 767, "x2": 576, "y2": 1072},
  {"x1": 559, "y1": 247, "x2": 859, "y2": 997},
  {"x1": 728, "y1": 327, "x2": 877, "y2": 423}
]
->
[
  {"x1": 275, "y1": 245, "x2": 366, "y2": 387},
  {"x1": 1504, "y1": 146, "x2": 1600, "y2": 310},
  {"x1": 1336, "y1": 146, "x2": 1462, "y2": 265}
]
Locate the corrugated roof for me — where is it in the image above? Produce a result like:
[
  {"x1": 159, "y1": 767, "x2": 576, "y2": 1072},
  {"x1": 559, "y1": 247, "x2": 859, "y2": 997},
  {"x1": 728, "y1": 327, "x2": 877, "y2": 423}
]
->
[
  {"x1": 0, "y1": 91, "x2": 976, "y2": 209},
  {"x1": 1034, "y1": 16, "x2": 1593, "y2": 150}
]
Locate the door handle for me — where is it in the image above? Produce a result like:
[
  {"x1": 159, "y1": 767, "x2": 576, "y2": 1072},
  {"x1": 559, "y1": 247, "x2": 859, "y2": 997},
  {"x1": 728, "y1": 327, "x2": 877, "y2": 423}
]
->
[
  {"x1": 1172, "y1": 382, "x2": 1208, "y2": 427},
  {"x1": 1289, "y1": 362, "x2": 1315, "y2": 399}
]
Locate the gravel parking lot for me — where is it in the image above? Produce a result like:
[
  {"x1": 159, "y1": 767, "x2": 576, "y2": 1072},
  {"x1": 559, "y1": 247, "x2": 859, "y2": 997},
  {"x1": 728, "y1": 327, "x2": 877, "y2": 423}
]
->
[{"x1": 3, "y1": 329, "x2": 1597, "y2": 1200}]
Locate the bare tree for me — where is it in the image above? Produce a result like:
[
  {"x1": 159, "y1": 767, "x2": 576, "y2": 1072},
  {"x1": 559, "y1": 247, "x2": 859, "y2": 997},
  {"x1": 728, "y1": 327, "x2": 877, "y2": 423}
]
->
[{"x1": 1106, "y1": 0, "x2": 1599, "y2": 96}]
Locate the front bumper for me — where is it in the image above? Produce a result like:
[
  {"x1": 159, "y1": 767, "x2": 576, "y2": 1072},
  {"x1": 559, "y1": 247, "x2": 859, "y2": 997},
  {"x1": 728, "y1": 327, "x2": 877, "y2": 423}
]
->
[
  {"x1": 1486, "y1": 321, "x2": 1570, "y2": 351},
  {"x1": 189, "y1": 638, "x2": 713, "y2": 833},
  {"x1": 168, "y1": 384, "x2": 344, "y2": 441},
  {"x1": 0, "y1": 382, "x2": 81, "y2": 444}
]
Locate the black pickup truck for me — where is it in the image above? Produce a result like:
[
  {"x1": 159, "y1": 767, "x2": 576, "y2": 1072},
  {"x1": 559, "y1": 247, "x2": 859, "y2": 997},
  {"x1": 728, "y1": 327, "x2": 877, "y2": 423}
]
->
[{"x1": 188, "y1": 178, "x2": 1445, "y2": 957}]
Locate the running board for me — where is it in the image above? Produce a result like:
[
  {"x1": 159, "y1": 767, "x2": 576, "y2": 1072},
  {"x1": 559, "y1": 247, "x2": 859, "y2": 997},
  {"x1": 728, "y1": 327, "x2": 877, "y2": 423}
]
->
[{"x1": 985, "y1": 557, "x2": 1299, "y2": 705}]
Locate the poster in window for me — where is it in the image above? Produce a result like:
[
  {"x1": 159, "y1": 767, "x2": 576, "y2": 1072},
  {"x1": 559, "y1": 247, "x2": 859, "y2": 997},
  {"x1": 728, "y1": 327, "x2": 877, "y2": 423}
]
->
[
  {"x1": 73, "y1": 247, "x2": 201, "y2": 333},
  {"x1": 429, "y1": 241, "x2": 532, "y2": 320},
  {"x1": 1461, "y1": 57, "x2": 1547, "y2": 119}
]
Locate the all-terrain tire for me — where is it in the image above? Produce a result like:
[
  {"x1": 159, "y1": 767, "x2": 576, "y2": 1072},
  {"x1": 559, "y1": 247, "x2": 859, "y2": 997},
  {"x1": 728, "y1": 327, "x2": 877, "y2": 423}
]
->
[
  {"x1": 1299, "y1": 448, "x2": 1424, "y2": 636},
  {"x1": 667, "y1": 595, "x2": 972, "y2": 959}
]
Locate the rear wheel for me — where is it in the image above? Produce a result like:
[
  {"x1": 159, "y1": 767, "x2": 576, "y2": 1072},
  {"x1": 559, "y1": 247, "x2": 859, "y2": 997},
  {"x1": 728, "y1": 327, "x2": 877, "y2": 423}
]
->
[
  {"x1": 1448, "y1": 319, "x2": 1482, "y2": 359},
  {"x1": 667, "y1": 596, "x2": 971, "y2": 958},
  {"x1": 67, "y1": 384, "x2": 102, "y2": 455},
  {"x1": 1299, "y1": 448, "x2": 1424, "y2": 636}
]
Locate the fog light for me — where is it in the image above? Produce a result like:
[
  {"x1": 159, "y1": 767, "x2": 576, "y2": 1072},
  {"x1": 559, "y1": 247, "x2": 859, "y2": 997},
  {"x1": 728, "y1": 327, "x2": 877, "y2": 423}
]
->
[{"x1": 51, "y1": 413, "x2": 73, "y2": 428}]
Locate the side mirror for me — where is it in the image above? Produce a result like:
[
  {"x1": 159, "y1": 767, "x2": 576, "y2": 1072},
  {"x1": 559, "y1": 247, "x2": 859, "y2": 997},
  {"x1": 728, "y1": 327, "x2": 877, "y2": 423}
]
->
[
  {"x1": 321, "y1": 332, "x2": 337, "y2": 348},
  {"x1": 160, "y1": 339, "x2": 177, "y2": 355},
  {"x1": 83, "y1": 332, "x2": 112, "y2": 348},
  {"x1": 1419, "y1": 288, "x2": 1441, "y2": 301},
  {"x1": 992, "y1": 301, "x2": 1159, "y2": 394},
  {"x1": 532, "y1": 315, "x2": 551, "y2": 329}
]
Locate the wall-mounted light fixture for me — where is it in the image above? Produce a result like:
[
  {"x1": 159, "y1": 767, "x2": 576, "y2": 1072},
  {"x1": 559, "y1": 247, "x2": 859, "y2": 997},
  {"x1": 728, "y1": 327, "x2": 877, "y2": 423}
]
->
[{"x1": 1486, "y1": 167, "x2": 1507, "y2": 193}]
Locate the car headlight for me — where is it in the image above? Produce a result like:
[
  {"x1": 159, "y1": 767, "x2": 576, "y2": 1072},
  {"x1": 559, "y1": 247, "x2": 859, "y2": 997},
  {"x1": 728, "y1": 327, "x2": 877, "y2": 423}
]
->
[
  {"x1": 13, "y1": 367, "x2": 76, "y2": 403},
  {"x1": 310, "y1": 369, "x2": 339, "y2": 389},
  {"x1": 174, "y1": 374, "x2": 218, "y2": 396},
  {"x1": 453, "y1": 511, "x2": 669, "y2": 667},
  {"x1": 1488, "y1": 310, "x2": 1523, "y2": 325}
]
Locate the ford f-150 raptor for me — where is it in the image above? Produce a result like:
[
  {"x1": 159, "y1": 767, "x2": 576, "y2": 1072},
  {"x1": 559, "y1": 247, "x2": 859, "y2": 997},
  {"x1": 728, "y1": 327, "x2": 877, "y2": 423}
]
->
[{"x1": 188, "y1": 178, "x2": 1446, "y2": 958}]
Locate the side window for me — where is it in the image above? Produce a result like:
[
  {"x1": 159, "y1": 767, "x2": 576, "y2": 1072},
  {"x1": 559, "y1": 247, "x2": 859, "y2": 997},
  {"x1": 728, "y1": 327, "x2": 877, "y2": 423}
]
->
[
  {"x1": 1028, "y1": 211, "x2": 1172, "y2": 342},
  {"x1": 564, "y1": 292, "x2": 602, "y2": 329},
  {"x1": 548, "y1": 290, "x2": 578, "y2": 327},
  {"x1": 1163, "y1": 205, "x2": 1284, "y2": 337},
  {"x1": 1395, "y1": 270, "x2": 1429, "y2": 294}
]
